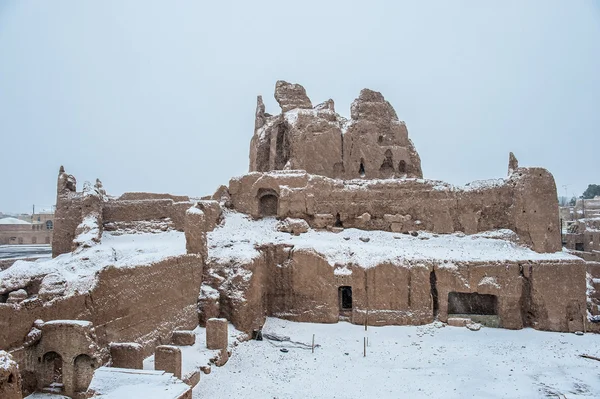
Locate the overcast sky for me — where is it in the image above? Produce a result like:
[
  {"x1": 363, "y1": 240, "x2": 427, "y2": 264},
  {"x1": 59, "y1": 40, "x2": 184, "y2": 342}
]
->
[{"x1": 0, "y1": 1, "x2": 598, "y2": 213}]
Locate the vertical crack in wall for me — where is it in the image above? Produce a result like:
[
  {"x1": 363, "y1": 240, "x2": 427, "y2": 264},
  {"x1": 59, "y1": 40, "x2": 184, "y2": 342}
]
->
[
  {"x1": 407, "y1": 272, "x2": 412, "y2": 308},
  {"x1": 430, "y1": 268, "x2": 439, "y2": 319},
  {"x1": 519, "y1": 263, "x2": 535, "y2": 327},
  {"x1": 274, "y1": 122, "x2": 290, "y2": 169}
]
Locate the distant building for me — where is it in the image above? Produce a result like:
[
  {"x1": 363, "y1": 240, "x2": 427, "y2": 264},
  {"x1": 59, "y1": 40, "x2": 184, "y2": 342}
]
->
[
  {"x1": 560, "y1": 196, "x2": 600, "y2": 261},
  {"x1": 0, "y1": 212, "x2": 54, "y2": 245}
]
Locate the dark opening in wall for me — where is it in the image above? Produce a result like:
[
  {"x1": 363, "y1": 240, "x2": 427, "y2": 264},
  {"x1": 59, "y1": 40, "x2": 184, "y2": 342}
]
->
[
  {"x1": 339, "y1": 286, "x2": 352, "y2": 310},
  {"x1": 430, "y1": 270, "x2": 439, "y2": 318},
  {"x1": 575, "y1": 242, "x2": 585, "y2": 251},
  {"x1": 334, "y1": 213, "x2": 343, "y2": 228},
  {"x1": 379, "y1": 149, "x2": 395, "y2": 177},
  {"x1": 448, "y1": 292, "x2": 498, "y2": 315},
  {"x1": 42, "y1": 351, "x2": 63, "y2": 389},
  {"x1": 274, "y1": 122, "x2": 290, "y2": 169},
  {"x1": 258, "y1": 188, "x2": 279, "y2": 217},
  {"x1": 359, "y1": 158, "x2": 366, "y2": 177},
  {"x1": 398, "y1": 160, "x2": 407, "y2": 174}
]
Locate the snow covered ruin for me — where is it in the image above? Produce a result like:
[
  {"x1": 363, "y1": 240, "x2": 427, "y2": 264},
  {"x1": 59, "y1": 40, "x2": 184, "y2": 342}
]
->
[{"x1": 0, "y1": 81, "x2": 598, "y2": 398}]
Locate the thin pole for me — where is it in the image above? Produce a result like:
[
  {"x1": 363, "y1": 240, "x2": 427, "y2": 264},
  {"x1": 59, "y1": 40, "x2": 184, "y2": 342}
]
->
[
  {"x1": 363, "y1": 337, "x2": 366, "y2": 357},
  {"x1": 312, "y1": 334, "x2": 315, "y2": 353}
]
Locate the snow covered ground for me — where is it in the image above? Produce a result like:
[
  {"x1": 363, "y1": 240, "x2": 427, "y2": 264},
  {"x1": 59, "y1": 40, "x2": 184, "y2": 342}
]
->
[
  {"x1": 193, "y1": 318, "x2": 600, "y2": 399},
  {"x1": 143, "y1": 324, "x2": 246, "y2": 381}
]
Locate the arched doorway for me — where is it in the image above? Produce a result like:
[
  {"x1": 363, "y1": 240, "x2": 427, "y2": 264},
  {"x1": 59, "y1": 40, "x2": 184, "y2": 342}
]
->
[
  {"x1": 41, "y1": 351, "x2": 63, "y2": 390},
  {"x1": 74, "y1": 354, "x2": 95, "y2": 393},
  {"x1": 258, "y1": 189, "x2": 278, "y2": 217}
]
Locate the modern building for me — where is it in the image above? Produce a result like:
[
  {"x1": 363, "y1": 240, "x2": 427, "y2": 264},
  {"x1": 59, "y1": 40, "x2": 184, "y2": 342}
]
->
[{"x1": 0, "y1": 212, "x2": 54, "y2": 245}]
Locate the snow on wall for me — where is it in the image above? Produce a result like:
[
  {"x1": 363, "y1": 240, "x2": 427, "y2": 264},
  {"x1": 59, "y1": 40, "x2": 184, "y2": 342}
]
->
[
  {"x1": 0, "y1": 230, "x2": 186, "y2": 296},
  {"x1": 208, "y1": 211, "x2": 578, "y2": 269}
]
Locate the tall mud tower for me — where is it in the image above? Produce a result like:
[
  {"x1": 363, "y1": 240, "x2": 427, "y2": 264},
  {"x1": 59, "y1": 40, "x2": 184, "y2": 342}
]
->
[{"x1": 249, "y1": 81, "x2": 422, "y2": 180}]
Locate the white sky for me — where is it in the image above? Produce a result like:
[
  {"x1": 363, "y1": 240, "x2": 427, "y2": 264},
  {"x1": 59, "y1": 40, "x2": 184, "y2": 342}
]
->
[{"x1": 0, "y1": 1, "x2": 599, "y2": 213}]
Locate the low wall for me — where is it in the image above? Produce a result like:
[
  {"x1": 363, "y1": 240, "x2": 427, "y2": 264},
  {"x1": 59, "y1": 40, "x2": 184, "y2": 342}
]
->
[{"x1": 0, "y1": 255, "x2": 203, "y2": 354}]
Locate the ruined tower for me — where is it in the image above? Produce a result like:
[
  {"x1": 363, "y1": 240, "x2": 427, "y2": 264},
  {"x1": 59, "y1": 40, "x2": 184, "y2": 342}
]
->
[{"x1": 249, "y1": 81, "x2": 423, "y2": 180}]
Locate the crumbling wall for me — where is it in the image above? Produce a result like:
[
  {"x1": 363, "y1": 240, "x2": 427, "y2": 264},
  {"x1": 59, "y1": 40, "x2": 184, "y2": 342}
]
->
[
  {"x1": 102, "y1": 199, "x2": 192, "y2": 231},
  {"x1": 52, "y1": 167, "x2": 84, "y2": 257},
  {"x1": 0, "y1": 255, "x2": 203, "y2": 354},
  {"x1": 512, "y1": 168, "x2": 561, "y2": 253},
  {"x1": 229, "y1": 166, "x2": 561, "y2": 253},
  {"x1": 117, "y1": 192, "x2": 190, "y2": 202},
  {"x1": 203, "y1": 243, "x2": 586, "y2": 334},
  {"x1": 435, "y1": 262, "x2": 524, "y2": 329},
  {"x1": 249, "y1": 81, "x2": 422, "y2": 179},
  {"x1": 0, "y1": 351, "x2": 22, "y2": 399},
  {"x1": 267, "y1": 248, "x2": 339, "y2": 323},
  {"x1": 52, "y1": 168, "x2": 210, "y2": 257}
]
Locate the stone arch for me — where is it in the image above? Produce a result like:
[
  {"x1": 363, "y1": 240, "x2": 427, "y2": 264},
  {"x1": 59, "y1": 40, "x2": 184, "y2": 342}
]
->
[
  {"x1": 398, "y1": 160, "x2": 407, "y2": 174},
  {"x1": 257, "y1": 188, "x2": 279, "y2": 217},
  {"x1": 74, "y1": 354, "x2": 95, "y2": 393},
  {"x1": 379, "y1": 149, "x2": 395, "y2": 178},
  {"x1": 41, "y1": 351, "x2": 63, "y2": 389}
]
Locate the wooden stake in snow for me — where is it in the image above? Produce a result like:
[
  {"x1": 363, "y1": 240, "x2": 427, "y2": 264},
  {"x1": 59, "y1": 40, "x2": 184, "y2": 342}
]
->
[
  {"x1": 364, "y1": 337, "x2": 366, "y2": 357},
  {"x1": 312, "y1": 334, "x2": 315, "y2": 354}
]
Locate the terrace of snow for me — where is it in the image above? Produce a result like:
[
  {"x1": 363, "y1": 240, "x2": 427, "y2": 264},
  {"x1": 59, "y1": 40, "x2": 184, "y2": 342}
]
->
[
  {"x1": 0, "y1": 230, "x2": 186, "y2": 295},
  {"x1": 0, "y1": 210, "x2": 579, "y2": 296},
  {"x1": 208, "y1": 211, "x2": 579, "y2": 267}
]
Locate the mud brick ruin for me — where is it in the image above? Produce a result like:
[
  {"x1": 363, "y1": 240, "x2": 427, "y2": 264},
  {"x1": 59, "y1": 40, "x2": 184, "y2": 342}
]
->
[{"x1": 0, "y1": 81, "x2": 598, "y2": 397}]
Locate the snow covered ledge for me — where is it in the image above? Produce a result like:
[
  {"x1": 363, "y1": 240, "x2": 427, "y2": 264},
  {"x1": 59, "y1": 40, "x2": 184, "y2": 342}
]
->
[{"x1": 0, "y1": 228, "x2": 202, "y2": 353}]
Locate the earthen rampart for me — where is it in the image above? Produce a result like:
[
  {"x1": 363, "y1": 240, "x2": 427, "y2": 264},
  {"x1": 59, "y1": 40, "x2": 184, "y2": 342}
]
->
[
  {"x1": 228, "y1": 166, "x2": 560, "y2": 253},
  {"x1": 0, "y1": 255, "x2": 202, "y2": 353}
]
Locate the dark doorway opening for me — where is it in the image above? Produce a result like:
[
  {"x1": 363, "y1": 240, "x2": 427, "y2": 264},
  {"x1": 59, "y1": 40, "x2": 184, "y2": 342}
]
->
[
  {"x1": 339, "y1": 286, "x2": 352, "y2": 310},
  {"x1": 398, "y1": 160, "x2": 407, "y2": 174},
  {"x1": 334, "y1": 213, "x2": 343, "y2": 228},
  {"x1": 258, "y1": 189, "x2": 278, "y2": 217},
  {"x1": 430, "y1": 270, "x2": 439, "y2": 318},
  {"x1": 448, "y1": 292, "x2": 498, "y2": 315},
  {"x1": 359, "y1": 158, "x2": 366, "y2": 177},
  {"x1": 575, "y1": 242, "x2": 584, "y2": 251},
  {"x1": 41, "y1": 352, "x2": 63, "y2": 389}
]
